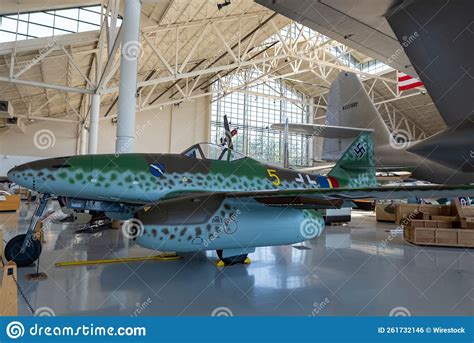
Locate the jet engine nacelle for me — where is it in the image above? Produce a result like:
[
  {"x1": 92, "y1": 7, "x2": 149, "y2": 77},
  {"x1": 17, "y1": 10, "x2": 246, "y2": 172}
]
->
[{"x1": 134, "y1": 196, "x2": 325, "y2": 253}]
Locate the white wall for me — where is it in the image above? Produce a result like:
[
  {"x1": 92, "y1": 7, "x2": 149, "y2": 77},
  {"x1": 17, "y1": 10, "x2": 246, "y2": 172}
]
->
[
  {"x1": 0, "y1": 95, "x2": 210, "y2": 160},
  {"x1": 97, "y1": 96, "x2": 210, "y2": 154},
  {"x1": 0, "y1": 120, "x2": 79, "y2": 157},
  {"x1": 0, "y1": 155, "x2": 46, "y2": 176}
]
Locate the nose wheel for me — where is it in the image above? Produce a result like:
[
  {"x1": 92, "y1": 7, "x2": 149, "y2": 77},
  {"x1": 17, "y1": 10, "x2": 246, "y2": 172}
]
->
[
  {"x1": 5, "y1": 193, "x2": 49, "y2": 267},
  {"x1": 4, "y1": 234, "x2": 42, "y2": 267}
]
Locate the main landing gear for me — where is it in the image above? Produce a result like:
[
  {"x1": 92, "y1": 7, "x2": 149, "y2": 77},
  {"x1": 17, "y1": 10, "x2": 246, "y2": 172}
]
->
[
  {"x1": 4, "y1": 193, "x2": 50, "y2": 267},
  {"x1": 216, "y1": 249, "x2": 251, "y2": 266}
]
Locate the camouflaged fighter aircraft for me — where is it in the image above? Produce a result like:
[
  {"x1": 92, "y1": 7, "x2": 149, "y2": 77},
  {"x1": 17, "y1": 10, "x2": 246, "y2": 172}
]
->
[{"x1": 6, "y1": 132, "x2": 474, "y2": 266}]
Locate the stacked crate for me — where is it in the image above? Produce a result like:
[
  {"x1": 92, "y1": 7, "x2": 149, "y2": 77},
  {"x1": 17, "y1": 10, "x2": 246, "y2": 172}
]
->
[
  {"x1": 454, "y1": 199, "x2": 474, "y2": 247},
  {"x1": 403, "y1": 201, "x2": 474, "y2": 247}
]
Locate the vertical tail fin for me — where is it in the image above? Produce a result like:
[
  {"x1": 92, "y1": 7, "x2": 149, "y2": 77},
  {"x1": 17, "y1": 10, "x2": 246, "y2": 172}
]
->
[
  {"x1": 328, "y1": 132, "x2": 377, "y2": 188},
  {"x1": 322, "y1": 72, "x2": 392, "y2": 160}
]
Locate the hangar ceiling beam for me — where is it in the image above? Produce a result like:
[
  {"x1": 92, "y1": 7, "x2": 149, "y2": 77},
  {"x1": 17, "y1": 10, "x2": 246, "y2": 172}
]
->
[
  {"x1": 103, "y1": 35, "x2": 399, "y2": 97},
  {"x1": 97, "y1": 27, "x2": 123, "y2": 90},
  {"x1": 374, "y1": 91, "x2": 424, "y2": 106},
  {"x1": 103, "y1": 53, "x2": 288, "y2": 93},
  {"x1": 0, "y1": 31, "x2": 100, "y2": 56},
  {"x1": 13, "y1": 46, "x2": 55, "y2": 79},
  {"x1": 0, "y1": 76, "x2": 94, "y2": 95},
  {"x1": 14, "y1": 114, "x2": 79, "y2": 123},
  {"x1": 107, "y1": 0, "x2": 120, "y2": 55},
  {"x1": 141, "y1": 11, "x2": 269, "y2": 33},
  {"x1": 144, "y1": 12, "x2": 278, "y2": 106},
  {"x1": 61, "y1": 46, "x2": 94, "y2": 88},
  {"x1": 365, "y1": 78, "x2": 428, "y2": 140}
]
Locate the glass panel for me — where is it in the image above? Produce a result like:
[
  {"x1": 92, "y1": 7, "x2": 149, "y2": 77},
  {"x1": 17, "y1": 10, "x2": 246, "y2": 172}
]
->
[
  {"x1": 0, "y1": 5, "x2": 119, "y2": 42},
  {"x1": 53, "y1": 28, "x2": 71, "y2": 36},
  {"x1": 54, "y1": 16, "x2": 78, "y2": 32},
  {"x1": 182, "y1": 144, "x2": 245, "y2": 161},
  {"x1": 83, "y1": 6, "x2": 103, "y2": 14},
  {"x1": 182, "y1": 146, "x2": 203, "y2": 159},
  {"x1": 78, "y1": 22, "x2": 99, "y2": 32},
  {"x1": 29, "y1": 12, "x2": 54, "y2": 27},
  {"x1": 0, "y1": 31, "x2": 27, "y2": 42},
  {"x1": 5, "y1": 13, "x2": 29, "y2": 21},
  {"x1": 210, "y1": 64, "x2": 312, "y2": 166},
  {"x1": 28, "y1": 23, "x2": 53, "y2": 37},
  {"x1": 79, "y1": 8, "x2": 101, "y2": 25},
  {"x1": 0, "y1": 18, "x2": 28, "y2": 37},
  {"x1": 1, "y1": 17, "x2": 20, "y2": 32},
  {"x1": 55, "y1": 8, "x2": 79, "y2": 20}
]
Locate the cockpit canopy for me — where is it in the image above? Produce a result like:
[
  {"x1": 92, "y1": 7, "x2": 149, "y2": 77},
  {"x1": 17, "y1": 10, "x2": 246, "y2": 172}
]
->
[{"x1": 181, "y1": 143, "x2": 246, "y2": 162}]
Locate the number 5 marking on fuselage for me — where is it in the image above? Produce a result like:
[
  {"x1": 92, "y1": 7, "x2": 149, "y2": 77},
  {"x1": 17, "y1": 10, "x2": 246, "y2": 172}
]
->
[{"x1": 267, "y1": 169, "x2": 281, "y2": 186}]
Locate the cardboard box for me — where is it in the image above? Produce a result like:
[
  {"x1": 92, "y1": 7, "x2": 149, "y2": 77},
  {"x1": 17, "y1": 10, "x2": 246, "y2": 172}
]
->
[
  {"x1": 436, "y1": 229, "x2": 458, "y2": 245},
  {"x1": 424, "y1": 220, "x2": 439, "y2": 228},
  {"x1": 465, "y1": 221, "x2": 474, "y2": 230},
  {"x1": 422, "y1": 212, "x2": 431, "y2": 220},
  {"x1": 405, "y1": 226, "x2": 474, "y2": 248},
  {"x1": 439, "y1": 205, "x2": 453, "y2": 216},
  {"x1": 0, "y1": 195, "x2": 20, "y2": 212},
  {"x1": 419, "y1": 205, "x2": 441, "y2": 215},
  {"x1": 403, "y1": 226, "x2": 412, "y2": 241},
  {"x1": 461, "y1": 218, "x2": 474, "y2": 229},
  {"x1": 431, "y1": 215, "x2": 459, "y2": 222},
  {"x1": 395, "y1": 204, "x2": 420, "y2": 224},
  {"x1": 413, "y1": 228, "x2": 436, "y2": 244},
  {"x1": 411, "y1": 219, "x2": 425, "y2": 228},
  {"x1": 436, "y1": 220, "x2": 452, "y2": 229},
  {"x1": 458, "y1": 230, "x2": 474, "y2": 247},
  {"x1": 375, "y1": 204, "x2": 396, "y2": 222}
]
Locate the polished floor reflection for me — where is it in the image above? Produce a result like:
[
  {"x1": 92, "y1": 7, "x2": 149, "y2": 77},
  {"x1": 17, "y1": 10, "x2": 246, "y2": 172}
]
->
[{"x1": 2, "y1": 202, "x2": 473, "y2": 316}]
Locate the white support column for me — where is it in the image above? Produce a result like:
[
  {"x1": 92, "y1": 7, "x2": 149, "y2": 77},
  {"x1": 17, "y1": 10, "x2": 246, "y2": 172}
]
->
[
  {"x1": 80, "y1": 123, "x2": 88, "y2": 155},
  {"x1": 115, "y1": 0, "x2": 141, "y2": 154},
  {"x1": 88, "y1": 93, "x2": 100, "y2": 154}
]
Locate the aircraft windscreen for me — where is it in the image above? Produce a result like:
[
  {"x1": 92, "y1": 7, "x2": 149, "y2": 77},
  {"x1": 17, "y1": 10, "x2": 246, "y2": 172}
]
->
[{"x1": 182, "y1": 143, "x2": 245, "y2": 162}]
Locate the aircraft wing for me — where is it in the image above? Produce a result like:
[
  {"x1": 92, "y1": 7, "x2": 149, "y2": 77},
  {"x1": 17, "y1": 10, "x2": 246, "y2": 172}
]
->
[
  {"x1": 255, "y1": 0, "x2": 418, "y2": 77},
  {"x1": 258, "y1": 0, "x2": 474, "y2": 128},
  {"x1": 271, "y1": 123, "x2": 373, "y2": 138},
  {"x1": 159, "y1": 184, "x2": 474, "y2": 208},
  {"x1": 227, "y1": 184, "x2": 474, "y2": 202}
]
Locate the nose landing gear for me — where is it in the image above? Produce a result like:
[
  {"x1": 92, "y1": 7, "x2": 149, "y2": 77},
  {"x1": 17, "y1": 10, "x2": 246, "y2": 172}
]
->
[
  {"x1": 4, "y1": 193, "x2": 49, "y2": 267},
  {"x1": 4, "y1": 233, "x2": 42, "y2": 267}
]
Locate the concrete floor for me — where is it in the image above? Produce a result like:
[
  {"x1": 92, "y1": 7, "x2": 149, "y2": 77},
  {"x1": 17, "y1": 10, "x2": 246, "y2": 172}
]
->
[{"x1": 1, "y1": 201, "x2": 473, "y2": 316}]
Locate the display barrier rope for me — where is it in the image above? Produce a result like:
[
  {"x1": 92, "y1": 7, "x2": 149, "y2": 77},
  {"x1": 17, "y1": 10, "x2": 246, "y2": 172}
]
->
[{"x1": 12, "y1": 273, "x2": 35, "y2": 315}]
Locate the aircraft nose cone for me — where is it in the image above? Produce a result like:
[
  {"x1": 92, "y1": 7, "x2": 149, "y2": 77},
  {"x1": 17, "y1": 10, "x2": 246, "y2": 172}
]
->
[
  {"x1": 7, "y1": 166, "x2": 20, "y2": 182},
  {"x1": 7, "y1": 164, "x2": 33, "y2": 189}
]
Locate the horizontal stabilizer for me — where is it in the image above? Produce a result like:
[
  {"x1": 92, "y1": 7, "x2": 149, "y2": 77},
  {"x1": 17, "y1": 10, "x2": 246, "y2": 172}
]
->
[{"x1": 271, "y1": 123, "x2": 373, "y2": 138}]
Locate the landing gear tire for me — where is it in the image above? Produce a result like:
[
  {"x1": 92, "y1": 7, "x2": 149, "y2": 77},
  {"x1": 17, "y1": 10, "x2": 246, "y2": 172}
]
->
[
  {"x1": 216, "y1": 250, "x2": 248, "y2": 265},
  {"x1": 4, "y1": 234, "x2": 42, "y2": 267}
]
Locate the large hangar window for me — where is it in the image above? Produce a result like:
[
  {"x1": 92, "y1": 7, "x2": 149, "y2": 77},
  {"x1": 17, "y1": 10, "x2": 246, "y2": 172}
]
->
[
  {"x1": 210, "y1": 71, "x2": 312, "y2": 167},
  {"x1": 0, "y1": 5, "x2": 122, "y2": 42}
]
